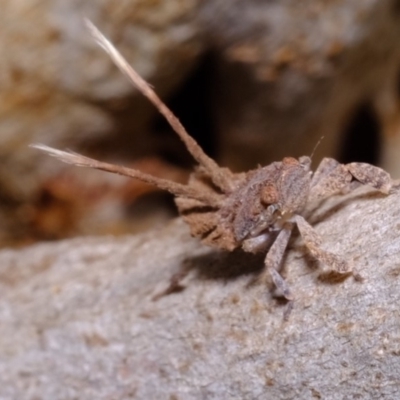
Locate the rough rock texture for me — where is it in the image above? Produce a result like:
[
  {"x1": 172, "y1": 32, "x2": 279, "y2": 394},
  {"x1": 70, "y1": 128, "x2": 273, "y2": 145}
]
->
[
  {"x1": 0, "y1": 0, "x2": 202, "y2": 197},
  {"x1": 3, "y1": 0, "x2": 400, "y2": 244},
  {"x1": 0, "y1": 0, "x2": 203, "y2": 243},
  {"x1": 1, "y1": 186, "x2": 400, "y2": 399},
  {"x1": 200, "y1": 0, "x2": 400, "y2": 172}
]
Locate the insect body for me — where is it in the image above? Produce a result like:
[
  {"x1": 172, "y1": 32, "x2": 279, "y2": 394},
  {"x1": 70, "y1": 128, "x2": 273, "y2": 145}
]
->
[{"x1": 32, "y1": 21, "x2": 393, "y2": 300}]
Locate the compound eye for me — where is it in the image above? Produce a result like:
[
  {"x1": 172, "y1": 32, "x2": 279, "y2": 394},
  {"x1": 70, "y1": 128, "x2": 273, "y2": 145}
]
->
[
  {"x1": 299, "y1": 156, "x2": 311, "y2": 168},
  {"x1": 266, "y1": 204, "x2": 280, "y2": 219},
  {"x1": 267, "y1": 204, "x2": 278, "y2": 213},
  {"x1": 249, "y1": 204, "x2": 278, "y2": 237},
  {"x1": 261, "y1": 184, "x2": 279, "y2": 205}
]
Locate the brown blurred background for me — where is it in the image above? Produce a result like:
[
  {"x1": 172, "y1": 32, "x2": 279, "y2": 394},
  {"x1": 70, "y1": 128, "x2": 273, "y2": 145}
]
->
[{"x1": 1, "y1": 0, "x2": 400, "y2": 247}]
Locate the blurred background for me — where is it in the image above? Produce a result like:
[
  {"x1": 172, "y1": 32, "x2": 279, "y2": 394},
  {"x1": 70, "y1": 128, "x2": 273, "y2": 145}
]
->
[{"x1": 1, "y1": 0, "x2": 400, "y2": 247}]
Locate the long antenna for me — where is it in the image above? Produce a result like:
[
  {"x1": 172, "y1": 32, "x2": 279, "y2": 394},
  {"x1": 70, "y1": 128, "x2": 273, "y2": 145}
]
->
[
  {"x1": 85, "y1": 19, "x2": 234, "y2": 193},
  {"x1": 310, "y1": 136, "x2": 324, "y2": 160},
  {"x1": 30, "y1": 144, "x2": 222, "y2": 206}
]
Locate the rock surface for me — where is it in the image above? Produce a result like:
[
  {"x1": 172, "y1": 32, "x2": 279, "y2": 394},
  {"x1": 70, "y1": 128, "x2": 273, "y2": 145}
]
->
[
  {"x1": 200, "y1": 0, "x2": 400, "y2": 171},
  {"x1": 1, "y1": 186, "x2": 400, "y2": 399},
  {"x1": 3, "y1": 0, "x2": 400, "y2": 244},
  {"x1": 0, "y1": 0, "x2": 203, "y2": 197},
  {"x1": 0, "y1": 0, "x2": 203, "y2": 243}
]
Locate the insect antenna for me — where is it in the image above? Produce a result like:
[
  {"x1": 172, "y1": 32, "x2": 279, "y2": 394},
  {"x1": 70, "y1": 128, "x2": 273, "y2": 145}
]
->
[
  {"x1": 30, "y1": 144, "x2": 222, "y2": 207},
  {"x1": 310, "y1": 136, "x2": 325, "y2": 161},
  {"x1": 85, "y1": 19, "x2": 234, "y2": 193}
]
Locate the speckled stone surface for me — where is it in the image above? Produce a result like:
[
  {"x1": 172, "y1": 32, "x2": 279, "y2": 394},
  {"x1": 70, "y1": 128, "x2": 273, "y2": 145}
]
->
[{"x1": 1, "y1": 187, "x2": 400, "y2": 399}]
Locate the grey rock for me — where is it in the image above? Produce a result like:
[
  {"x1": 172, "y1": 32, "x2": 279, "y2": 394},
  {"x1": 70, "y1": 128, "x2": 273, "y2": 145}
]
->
[
  {"x1": 1, "y1": 186, "x2": 400, "y2": 399},
  {"x1": 0, "y1": 0, "x2": 203, "y2": 197},
  {"x1": 200, "y1": 0, "x2": 400, "y2": 172}
]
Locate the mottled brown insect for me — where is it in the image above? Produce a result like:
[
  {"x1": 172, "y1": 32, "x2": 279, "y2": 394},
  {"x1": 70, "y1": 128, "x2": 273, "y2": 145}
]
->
[{"x1": 32, "y1": 21, "x2": 394, "y2": 300}]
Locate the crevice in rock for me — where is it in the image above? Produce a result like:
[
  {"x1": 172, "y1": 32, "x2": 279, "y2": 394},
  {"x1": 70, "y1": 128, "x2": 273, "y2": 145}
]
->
[
  {"x1": 152, "y1": 52, "x2": 218, "y2": 167},
  {"x1": 339, "y1": 102, "x2": 381, "y2": 165}
]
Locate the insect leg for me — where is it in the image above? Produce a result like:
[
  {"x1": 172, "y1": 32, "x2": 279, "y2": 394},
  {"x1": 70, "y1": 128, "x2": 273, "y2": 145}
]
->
[
  {"x1": 309, "y1": 158, "x2": 351, "y2": 203},
  {"x1": 309, "y1": 158, "x2": 393, "y2": 203},
  {"x1": 260, "y1": 224, "x2": 294, "y2": 300},
  {"x1": 295, "y1": 215, "x2": 351, "y2": 275},
  {"x1": 345, "y1": 163, "x2": 392, "y2": 194}
]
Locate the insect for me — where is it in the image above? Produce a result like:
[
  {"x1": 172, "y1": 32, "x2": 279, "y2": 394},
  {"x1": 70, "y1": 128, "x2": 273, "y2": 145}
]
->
[{"x1": 32, "y1": 21, "x2": 393, "y2": 300}]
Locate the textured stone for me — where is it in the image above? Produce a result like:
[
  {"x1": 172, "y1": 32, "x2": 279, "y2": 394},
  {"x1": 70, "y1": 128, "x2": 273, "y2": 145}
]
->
[
  {"x1": 0, "y1": 0, "x2": 203, "y2": 197},
  {"x1": 1, "y1": 186, "x2": 400, "y2": 398},
  {"x1": 0, "y1": 0, "x2": 203, "y2": 243},
  {"x1": 3, "y1": 0, "x2": 400, "y2": 244},
  {"x1": 200, "y1": 0, "x2": 400, "y2": 173}
]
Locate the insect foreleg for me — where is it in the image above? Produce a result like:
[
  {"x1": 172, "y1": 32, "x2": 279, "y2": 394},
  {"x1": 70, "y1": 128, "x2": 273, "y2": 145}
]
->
[
  {"x1": 309, "y1": 158, "x2": 393, "y2": 203},
  {"x1": 295, "y1": 215, "x2": 351, "y2": 276},
  {"x1": 259, "y1": 223, "x2": 294, "y2": 300}
]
